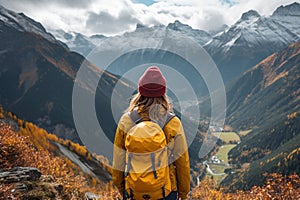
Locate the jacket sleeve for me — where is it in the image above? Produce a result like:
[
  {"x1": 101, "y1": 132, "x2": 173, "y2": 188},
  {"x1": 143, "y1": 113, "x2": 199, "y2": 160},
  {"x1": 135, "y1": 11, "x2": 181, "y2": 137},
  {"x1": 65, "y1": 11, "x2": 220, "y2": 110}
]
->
[
  {"x1": 166, "y1": 117, "x2": 190, "y2": 199},
  {"x1": 112, "y1": 116, "x2": 127, "y2": 193}
]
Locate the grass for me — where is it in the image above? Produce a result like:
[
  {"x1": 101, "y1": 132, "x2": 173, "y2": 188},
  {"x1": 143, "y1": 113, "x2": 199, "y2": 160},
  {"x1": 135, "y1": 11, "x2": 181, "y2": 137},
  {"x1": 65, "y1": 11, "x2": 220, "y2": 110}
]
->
[
  {"x1": 210, "y1": 164, "x2": 227, "y2": 174},
  {"x1": 205, "y1": 132, "x2": 240, "y2": 183},
  {"x1": 239, "y1": 130, "x2": 252, "y2": 136},
  {"x1": 206, "y1": 144, "x2": 237, "y2": 183},
  {"x1": 215, "y1": 144, "x2": 237, "y2": 164},
  {"x1": 206, "y1": 164, "x2": 228, "y2": 183},
  {"x1": 212, "y1": 132, "x2": 240, "y2": 143}
]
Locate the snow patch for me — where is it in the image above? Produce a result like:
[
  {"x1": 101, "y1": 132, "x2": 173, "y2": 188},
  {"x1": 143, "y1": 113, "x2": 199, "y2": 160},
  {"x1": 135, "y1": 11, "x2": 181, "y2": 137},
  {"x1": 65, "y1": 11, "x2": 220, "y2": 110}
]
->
[{"x1": 224, "y1": 32, "x2": 241, "y2": 48}]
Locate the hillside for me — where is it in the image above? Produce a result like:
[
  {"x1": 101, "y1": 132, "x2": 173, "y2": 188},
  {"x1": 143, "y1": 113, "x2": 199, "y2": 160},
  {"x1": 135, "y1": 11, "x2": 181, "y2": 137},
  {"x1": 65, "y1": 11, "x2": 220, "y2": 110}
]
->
[
  {"x1": 222, "y1": 112, "x2": 300, "y2": 191},
  {"x1": 0, "y1": 5, "x2": 131, "y2": 143},
  {"x1": 0, "y1": 107, "x2": 116, "y2": 199},
  {"x1": 220, "y1": 41, "x2": 300, "y2": 191},
  {"x1": 227, "y1": 41, "x2": 300, "y2": 130}
]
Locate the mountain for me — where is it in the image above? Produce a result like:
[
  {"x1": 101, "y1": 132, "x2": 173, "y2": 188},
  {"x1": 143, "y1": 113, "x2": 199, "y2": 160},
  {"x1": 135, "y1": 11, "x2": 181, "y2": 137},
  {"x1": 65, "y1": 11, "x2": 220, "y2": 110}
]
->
[
  {"x1": 49, "y1": 29, "x2": 106, "y2": 56},
  {"x1": 220, "y1": 41, "x2": 300, "y2": 191},
  {"x1": 0, "y1": 5, "x2": 60, "y2": 45},
  {"x1": 167, "y1": 20, "x2": 212, "y2": 45},
  {"x1": 204, "y1": 2, "x2": 300, "y2": 82},
  {"x1": 69, "y1": 21, "x2": 216, "y2": 101},
  {"x1": 47, "y1": 3, "x2": 300, "y2": 86},
  {"x1": 0, "y1": 5, "x2": 129, "y2": 143},
  {"x1": 273, "y1": 2, "x2": 300, "y2": 16},
  {"x1": 49, "y1": 20, "x2": 212, "y2": 57},
  {"x1": 48, "y1": 3, "x2": 300, "y2": 86}
]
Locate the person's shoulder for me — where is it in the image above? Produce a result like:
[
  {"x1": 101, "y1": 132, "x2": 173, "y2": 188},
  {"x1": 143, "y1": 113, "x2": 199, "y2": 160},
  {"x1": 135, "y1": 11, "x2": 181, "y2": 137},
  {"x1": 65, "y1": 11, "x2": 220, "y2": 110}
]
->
[
  {"x1": 168, "y1": 113, "x2": 181, "y2": 123},
  {"x1": 165, "y1": 113, "x2": 182, "y2": 128},
  {"x1": 164, "y1": 114, "x2": 184, "y2": 137},
  {"x1": 119, "y1": 112, "x2": 132, "y2": 123},
  {"x1": 117, "y1": 112, "x2": 134, "y2": 128}
]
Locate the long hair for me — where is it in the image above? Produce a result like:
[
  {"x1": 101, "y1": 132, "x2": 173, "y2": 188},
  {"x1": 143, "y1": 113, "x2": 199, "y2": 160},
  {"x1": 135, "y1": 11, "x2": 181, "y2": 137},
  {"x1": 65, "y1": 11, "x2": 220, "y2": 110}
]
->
[{"x1": 127, "y1": 93, "x2": 172, "y2": 120}]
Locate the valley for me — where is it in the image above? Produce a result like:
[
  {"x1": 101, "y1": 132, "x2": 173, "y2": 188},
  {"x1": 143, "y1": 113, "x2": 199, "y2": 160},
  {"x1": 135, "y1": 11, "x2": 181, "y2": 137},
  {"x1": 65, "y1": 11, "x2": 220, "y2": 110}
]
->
[{"x1": 203, "y1": 131, "x2": 240, "y2": 183}]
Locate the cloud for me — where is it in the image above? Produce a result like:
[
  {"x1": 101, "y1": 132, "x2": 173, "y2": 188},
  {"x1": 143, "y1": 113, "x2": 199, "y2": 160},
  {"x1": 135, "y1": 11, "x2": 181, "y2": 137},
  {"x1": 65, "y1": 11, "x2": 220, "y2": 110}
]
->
[
  {"x1": 0, "y1": 0, "x2": 298, "y2": 36},
  {"x1": 194, "y1": 9, "x2": 226, "y2": 31},
  {"x1": 0, "y1": 0, "x2": 92, "y2": 10},
  {"x1": 86, "y1": 9, "x2": 140, "y2": 35}
]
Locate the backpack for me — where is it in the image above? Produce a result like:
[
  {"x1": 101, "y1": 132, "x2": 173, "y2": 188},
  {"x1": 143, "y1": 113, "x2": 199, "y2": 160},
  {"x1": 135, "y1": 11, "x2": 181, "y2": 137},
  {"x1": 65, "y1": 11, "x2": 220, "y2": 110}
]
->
[{"x1": 124, "y1": 109, "x2": 175, "y2": 200}]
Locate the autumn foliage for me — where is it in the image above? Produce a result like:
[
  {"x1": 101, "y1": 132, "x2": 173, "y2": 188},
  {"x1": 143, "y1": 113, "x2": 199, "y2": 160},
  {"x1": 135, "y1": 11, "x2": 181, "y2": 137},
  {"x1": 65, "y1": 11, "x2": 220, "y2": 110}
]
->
[
  {"x1": 192, "y1": 173, "x2": 300, "y2": 199},
  {"x1": 0, "y1": 110, "x2": 119, "y2": 199},
  {"x1": 1, "y1": 108, "x2": 300, "y2": 199}
]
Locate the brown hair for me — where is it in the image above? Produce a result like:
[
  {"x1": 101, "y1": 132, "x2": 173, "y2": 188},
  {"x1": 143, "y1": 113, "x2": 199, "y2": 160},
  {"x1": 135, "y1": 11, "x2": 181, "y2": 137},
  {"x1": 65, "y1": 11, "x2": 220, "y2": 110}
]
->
[{"x1": 127, "y1": 93, "x2": 172, "y2": 120}]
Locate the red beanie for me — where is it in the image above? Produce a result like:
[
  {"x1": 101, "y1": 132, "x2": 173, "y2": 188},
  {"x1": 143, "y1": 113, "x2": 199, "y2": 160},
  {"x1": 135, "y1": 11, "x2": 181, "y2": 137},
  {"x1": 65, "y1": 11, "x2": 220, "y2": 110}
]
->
[{"x1": 138, "y1": 66, "x2": 166, "y2": 97}]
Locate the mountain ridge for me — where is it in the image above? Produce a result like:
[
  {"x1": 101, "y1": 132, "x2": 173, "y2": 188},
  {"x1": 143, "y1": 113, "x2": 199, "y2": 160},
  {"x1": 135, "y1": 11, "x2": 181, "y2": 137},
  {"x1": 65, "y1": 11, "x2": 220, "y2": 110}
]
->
[
  {"x1": 0, "y1": 5, "x2": 64, "y2": 47},
  {"x1": 272, "y1": 2, "x2": 300, "y2": 16},
  {"x1": 47, "y1": 2, "x2": 300, "y2": 85},
  {"x1": 204, "y1": 2, "x2": 300, "y2": 82}
]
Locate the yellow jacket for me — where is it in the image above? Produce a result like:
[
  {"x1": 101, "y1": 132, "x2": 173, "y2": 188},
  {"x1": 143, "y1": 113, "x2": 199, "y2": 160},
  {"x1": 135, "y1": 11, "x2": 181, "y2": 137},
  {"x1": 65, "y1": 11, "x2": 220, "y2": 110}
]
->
[{"x1": 112, "y1": 111, "x2": 190, "y2": 199}]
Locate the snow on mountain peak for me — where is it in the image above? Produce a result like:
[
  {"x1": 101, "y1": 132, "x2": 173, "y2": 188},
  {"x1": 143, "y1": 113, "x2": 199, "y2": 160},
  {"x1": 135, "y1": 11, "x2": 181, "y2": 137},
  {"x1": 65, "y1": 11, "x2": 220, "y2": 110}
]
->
[
  {"x1": 272, "y1": 2, "x2": 300, "y2": 16},
  {"x1": 241, "y1": 10, "x2": 261, "y2": 21},
  {"x1": 0, "y1": 5, "x2": 57, "y2": 44},
  {"x1": 166, "y1": 20, "x2": 212, "y2": 45}
]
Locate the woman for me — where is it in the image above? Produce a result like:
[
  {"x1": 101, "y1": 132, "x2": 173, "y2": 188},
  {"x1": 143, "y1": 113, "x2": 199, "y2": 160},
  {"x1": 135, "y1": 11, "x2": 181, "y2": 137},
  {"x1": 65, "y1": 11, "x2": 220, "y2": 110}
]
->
[{"x1": 112, "y1": 66, "x2": 190, "y2": 200}]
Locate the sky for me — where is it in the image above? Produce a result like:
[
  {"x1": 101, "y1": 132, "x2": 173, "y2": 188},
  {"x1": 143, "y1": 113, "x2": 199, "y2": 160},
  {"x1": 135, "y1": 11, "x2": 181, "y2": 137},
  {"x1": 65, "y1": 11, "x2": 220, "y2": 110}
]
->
[{"x1": 0, "y1": 0, "x2": 297, "y2": 36}]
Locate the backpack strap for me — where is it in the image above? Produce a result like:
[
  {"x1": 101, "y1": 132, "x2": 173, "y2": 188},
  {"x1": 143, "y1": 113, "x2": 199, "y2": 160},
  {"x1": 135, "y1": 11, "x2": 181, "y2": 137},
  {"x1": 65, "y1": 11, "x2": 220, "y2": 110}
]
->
[
  {"x1": 129, "y1": 108, "x2": 175, "y2": 129},
  {"x1": 150, "y1": 153, "x2": 158, "y2": 179},
  {"x1": 128, "y1": 108, "x2": 144, "y2": 125},
  {"x1": 125, "y1": 153, "x2": 133, "y2": 177},
  {"x1": 158, "y1": 112, "x2": 175, "y2": 129}
]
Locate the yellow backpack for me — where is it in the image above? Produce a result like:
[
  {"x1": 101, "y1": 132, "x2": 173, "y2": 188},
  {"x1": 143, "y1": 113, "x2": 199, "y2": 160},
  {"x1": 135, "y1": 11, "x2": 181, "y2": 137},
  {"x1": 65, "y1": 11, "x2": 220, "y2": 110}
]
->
[{"x1": 124, "y1": 109, "x2": 175, "y2": 200}]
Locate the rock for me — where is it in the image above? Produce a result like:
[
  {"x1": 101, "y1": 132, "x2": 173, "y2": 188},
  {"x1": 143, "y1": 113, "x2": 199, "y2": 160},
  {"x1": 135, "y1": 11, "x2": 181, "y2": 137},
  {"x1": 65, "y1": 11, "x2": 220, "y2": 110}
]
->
[
  {"x1": 85, "y1": 192, "x2": 102, "y2": 200},
  {"x1": 11, "y1": 183, "x2": 27, "y2": 193},
  {"x1": 0, "y1": 167, "x2": 85, "y2": 199},
  {"x1": 0, "y1": 167, "x2": 42, "y2": 184}
]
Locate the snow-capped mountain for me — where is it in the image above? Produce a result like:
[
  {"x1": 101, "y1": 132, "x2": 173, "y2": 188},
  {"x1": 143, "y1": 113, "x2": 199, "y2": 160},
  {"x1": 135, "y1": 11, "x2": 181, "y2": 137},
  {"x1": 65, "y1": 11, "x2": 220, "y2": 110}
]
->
[
  {"x1": 47, "y1": 2, "x2": 300, "y2": 85},
  {"x1": 273, "y1": 2, "x2": 300, "y2": 16},
  {"x1": 49, "y1": 29, "x2": 106, "y2": 56},
  {"x1": 0, "y1": 5, "x2": 61, "y2": 46},
  {"x1": 167, "y1": 20, "x2": 212, "y2": 45},
  {"x1": 76, "y1": 22, "x2": 214, "y2": 100},
  {"x1": 49, "y1": 21, "x2": 212, "y2": 57},
  {"x1": 204, "y1": 2, "x2": 300, "y2": 82}
]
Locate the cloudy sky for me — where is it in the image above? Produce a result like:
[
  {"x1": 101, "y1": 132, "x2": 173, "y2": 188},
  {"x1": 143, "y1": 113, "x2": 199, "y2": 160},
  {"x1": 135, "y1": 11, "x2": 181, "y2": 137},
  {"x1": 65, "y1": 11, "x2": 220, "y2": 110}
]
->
[{"x1": 0, "y1": 0, "x2": 297, "y2": 36}]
